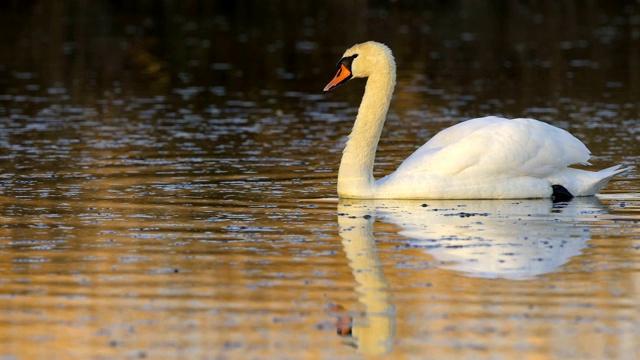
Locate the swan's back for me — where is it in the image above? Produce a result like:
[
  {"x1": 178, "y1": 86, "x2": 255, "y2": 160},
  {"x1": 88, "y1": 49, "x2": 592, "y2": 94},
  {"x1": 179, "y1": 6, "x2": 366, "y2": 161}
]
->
[
  {"x1": 396, "y1": 116, "x2": 590, "y2": 178},
  {"x1": 373, "y1": 116, "x2": 620, "y2": 199}
]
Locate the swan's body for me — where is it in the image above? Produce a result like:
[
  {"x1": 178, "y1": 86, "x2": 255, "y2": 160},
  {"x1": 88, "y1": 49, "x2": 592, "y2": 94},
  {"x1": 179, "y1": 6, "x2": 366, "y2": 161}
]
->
[{"x1": 323, "y1": 41, "x2": 629, "y2": 199}]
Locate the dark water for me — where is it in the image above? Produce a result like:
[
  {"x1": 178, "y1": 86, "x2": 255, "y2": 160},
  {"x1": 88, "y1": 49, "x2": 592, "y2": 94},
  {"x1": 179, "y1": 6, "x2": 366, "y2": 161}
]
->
[{"x1": 0, "y1": 1, "x2": 639, "y2": 359}]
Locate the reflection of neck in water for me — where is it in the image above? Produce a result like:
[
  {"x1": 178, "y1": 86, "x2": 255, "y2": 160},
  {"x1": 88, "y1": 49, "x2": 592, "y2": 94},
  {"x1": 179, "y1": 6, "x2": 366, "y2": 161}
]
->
[
  {"x1": 335, "y1": 197, "x2": 609, "y2": 354},
  {"x1": 337, "y1": 203, "x2": 395, "y2": 356}
]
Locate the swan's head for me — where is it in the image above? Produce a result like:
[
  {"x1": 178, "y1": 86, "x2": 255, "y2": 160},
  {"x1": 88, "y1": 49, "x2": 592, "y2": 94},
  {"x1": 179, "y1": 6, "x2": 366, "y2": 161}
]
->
[{"x1": 323, "y1": 41, "x2": 395, "y2": 93}]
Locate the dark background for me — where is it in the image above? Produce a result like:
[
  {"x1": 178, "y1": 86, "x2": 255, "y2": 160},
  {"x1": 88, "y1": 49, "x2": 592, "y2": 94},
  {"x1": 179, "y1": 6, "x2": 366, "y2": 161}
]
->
[{"x1": 1, "y1": 0, "x2": 639, "y2": 104}]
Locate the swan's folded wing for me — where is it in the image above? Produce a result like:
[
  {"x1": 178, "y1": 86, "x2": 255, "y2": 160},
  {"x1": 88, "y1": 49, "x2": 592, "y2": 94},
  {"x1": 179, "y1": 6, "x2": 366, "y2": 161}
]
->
[
  {"x1": 395, "y1": 118, "x2": 591, "y2": 178},
  {"x1": 419, "y1": 116, "x2": 507, "y2": 150}
]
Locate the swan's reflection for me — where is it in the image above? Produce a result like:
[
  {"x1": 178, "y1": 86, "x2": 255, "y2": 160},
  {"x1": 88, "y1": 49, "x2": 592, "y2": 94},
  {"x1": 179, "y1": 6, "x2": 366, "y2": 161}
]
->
[
  {"x1": 337, "y1": 203, "x2": 395, "y2": 355},
  {"x1": 336, "y1": 197, "x2": 607, "y2": 354}
]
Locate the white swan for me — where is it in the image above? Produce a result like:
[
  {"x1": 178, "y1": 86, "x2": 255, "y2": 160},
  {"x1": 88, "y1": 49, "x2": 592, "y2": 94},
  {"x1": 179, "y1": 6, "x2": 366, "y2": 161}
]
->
[{"x1": 323, "y1": 41, "x2": 630, "y2": 199}]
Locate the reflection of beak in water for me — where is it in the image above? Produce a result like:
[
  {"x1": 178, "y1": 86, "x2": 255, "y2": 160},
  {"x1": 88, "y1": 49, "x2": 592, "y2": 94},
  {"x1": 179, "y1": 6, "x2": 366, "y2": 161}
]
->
[
  {"x1": 336, "y1": 203, "x2": 396, "y2": 356},
  {"x1": 333, "y1": 197, "x2": 609, "y2": 354},
  {"x1": 327, "y1": 303, "x2": 353, "y2": 337}
]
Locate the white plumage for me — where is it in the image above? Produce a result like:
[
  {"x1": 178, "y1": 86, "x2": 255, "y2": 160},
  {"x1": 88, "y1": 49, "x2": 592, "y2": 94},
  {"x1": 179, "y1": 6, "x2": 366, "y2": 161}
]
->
[{"x1": 323, "y1": 41, "x2": 629, "y2": 199}]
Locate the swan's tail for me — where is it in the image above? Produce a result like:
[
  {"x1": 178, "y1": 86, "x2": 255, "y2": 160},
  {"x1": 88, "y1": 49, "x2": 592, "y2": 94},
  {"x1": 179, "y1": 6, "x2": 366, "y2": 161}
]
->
[
  {"x1": 580, "y1": 165, "x2": 633, "y2": 196},
  {"x1": 550, "y1": 165, "x2": 632, "y2": 197}
]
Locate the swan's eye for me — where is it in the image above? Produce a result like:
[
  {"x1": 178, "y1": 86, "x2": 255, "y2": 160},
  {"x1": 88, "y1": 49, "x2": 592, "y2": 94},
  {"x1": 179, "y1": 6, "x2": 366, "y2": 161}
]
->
[{"x1": 336, "y1": 54, "x2": 359, "y2": 70}]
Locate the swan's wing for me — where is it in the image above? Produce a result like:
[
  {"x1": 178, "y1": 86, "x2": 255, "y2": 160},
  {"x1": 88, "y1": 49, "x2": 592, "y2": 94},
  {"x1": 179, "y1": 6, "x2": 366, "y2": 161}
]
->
[
  {"x1": 395, "y1": 117, "x2": 590, "y2": 178},
  {"x1": 397, "y1": 116, "x2": 506, "y2": 174},
  {"x1": 420, "y1": 116, "x2": 508, "y2": 150}
]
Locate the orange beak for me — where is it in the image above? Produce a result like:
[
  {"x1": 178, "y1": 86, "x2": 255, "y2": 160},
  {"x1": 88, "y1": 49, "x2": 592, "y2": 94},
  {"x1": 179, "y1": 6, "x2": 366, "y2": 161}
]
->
[{"x1": 323, "y1": 63, "x2": 352, "y2": 93}]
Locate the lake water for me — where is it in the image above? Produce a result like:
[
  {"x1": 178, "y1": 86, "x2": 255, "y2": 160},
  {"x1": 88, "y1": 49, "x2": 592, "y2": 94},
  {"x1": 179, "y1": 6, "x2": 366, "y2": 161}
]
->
[{"x1": 0, "y1": 1, "x2": 639, "y2": 359}]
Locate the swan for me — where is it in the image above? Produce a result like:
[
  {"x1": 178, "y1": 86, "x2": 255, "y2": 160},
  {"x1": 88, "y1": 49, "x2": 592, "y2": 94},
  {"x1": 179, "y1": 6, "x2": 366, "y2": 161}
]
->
[{"x1": 323, "y1": 41, "x2": 630, "y2": 199}]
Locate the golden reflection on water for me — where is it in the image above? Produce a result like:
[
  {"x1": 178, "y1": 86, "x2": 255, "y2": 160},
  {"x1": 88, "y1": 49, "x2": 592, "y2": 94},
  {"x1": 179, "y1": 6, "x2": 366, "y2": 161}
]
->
[
  {"x1": 0, "y1": 197, "x2": 345, "y2": 359},
  {"x1": 336, "y1": 198, "x2": 640, "y2": 358},
  {"x1": 0, "y1": 186, "x2": 639, "y2": 359}
]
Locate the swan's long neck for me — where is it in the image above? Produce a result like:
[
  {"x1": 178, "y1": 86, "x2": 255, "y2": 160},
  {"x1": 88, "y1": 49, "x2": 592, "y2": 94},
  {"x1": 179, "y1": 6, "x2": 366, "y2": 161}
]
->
[{"x1": 338, "y1": 67, "x2": 396, "y2": 198}]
